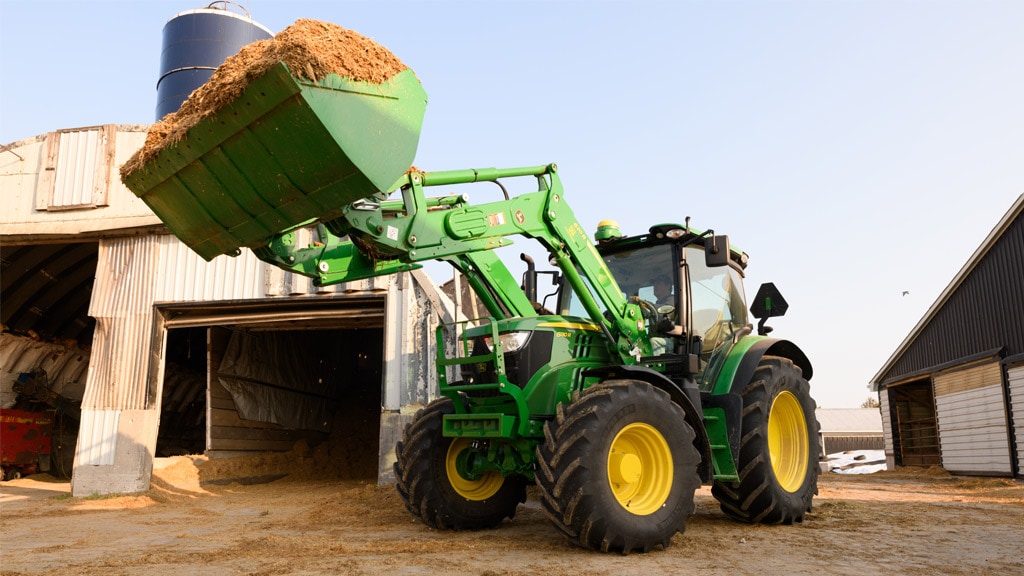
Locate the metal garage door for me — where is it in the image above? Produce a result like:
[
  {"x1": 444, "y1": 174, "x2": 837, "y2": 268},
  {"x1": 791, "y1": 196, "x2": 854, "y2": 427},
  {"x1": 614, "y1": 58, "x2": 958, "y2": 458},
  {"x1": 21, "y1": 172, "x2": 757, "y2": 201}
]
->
[{"x1": 934, "y1": 361, "x2": 1012, "y2": 475}]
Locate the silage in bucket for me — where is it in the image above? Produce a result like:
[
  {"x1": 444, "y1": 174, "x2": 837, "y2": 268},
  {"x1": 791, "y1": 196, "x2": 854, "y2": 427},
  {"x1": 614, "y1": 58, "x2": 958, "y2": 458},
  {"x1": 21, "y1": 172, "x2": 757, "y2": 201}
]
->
[{"x1": 121, "y1": 19, "x2": 428, "y2": 261}]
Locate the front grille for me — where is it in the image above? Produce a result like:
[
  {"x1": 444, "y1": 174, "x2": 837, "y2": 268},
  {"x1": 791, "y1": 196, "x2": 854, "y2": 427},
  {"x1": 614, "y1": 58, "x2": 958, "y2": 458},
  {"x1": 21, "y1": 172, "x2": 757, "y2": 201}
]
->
[{"x1": 456, "y1": 332, "x2": 554, "y2": 397}]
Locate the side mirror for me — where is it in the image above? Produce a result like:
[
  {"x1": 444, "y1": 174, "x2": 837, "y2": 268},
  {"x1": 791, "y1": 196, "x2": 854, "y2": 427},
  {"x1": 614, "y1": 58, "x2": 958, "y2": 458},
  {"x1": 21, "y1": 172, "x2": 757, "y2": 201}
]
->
[
  {"x1": 704, "y1": 235, "x2": 730, "y2": 268},
  {"x1": 750, "y1": 282, "x2": 788, "y2": 336},
  {"x1": 520, "y1": 253, "x2": 538, "y2": 302}
]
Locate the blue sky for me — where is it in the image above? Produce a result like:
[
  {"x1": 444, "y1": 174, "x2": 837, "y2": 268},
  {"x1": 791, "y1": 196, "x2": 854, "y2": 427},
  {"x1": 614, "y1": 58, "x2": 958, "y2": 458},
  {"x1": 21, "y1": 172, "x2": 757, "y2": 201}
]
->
[{"x1": 2, "y1": 0, "x2": 1021, "y2": 408}]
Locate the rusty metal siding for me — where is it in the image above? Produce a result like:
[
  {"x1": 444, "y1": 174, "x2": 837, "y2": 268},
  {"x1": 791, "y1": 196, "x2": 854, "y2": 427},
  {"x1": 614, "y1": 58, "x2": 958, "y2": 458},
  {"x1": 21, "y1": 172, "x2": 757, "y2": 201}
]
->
[
  {"x1": 81, "y1": 237, "x2": 160, "y2": 410},
  {"x1": 87, "y1": 236, "x2": 160, "y2": 318},
  {"x1": 879, "y1": 209, "x2": 1024, "y2": 383},
  {"x1": 382, "y1": 270, "x2": 441, "y2": 411}
]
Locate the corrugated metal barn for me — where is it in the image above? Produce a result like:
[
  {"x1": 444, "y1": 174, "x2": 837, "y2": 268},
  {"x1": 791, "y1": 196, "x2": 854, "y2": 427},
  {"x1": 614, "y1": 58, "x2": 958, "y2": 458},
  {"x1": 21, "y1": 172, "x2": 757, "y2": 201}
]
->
[
  {"x1": 2, "y1": 126, "x2": 455, "y2": 495},
  {"x1": 870, "y1": 194, "x2": 1023, "y2": 477}
]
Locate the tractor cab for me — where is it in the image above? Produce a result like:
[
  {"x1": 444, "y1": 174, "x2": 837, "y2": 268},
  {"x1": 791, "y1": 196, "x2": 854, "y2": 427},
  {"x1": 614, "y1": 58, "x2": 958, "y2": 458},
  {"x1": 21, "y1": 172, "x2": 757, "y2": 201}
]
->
[{"x1": 560, "y1": 221, "x2": 753, "y2": 389}]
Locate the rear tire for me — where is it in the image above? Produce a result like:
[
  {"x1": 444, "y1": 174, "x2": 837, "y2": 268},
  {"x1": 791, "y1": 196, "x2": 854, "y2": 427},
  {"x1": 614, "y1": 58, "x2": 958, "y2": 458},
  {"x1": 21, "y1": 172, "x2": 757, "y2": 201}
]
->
[
  {"x1": 536, "y1": 380, "x2": 701, "y2": 553},
  {"x1": 711, "y1": 356, "x2": 819, "y2": 524},
  {"x1": 393, "y1": 397, "x2": 526, "y2": 530}
]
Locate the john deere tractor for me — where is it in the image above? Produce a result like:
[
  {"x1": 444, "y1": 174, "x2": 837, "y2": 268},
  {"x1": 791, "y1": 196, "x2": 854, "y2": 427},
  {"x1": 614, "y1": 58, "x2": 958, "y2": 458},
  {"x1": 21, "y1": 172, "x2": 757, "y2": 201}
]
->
[{"x1": 123, "y1": 53, "x2": 819, "y2": 554}]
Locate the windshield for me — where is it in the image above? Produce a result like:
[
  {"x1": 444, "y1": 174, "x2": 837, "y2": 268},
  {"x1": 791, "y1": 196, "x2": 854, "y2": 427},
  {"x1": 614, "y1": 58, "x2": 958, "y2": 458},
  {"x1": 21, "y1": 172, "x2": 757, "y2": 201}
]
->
[{"x1": 562, "y1": 243, "x2": 676, "y2": 319}]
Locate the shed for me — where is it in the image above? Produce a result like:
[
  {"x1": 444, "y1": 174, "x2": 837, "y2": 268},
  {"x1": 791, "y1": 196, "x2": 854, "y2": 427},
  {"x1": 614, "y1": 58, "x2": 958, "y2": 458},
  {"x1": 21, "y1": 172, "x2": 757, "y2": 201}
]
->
[
  {"x1": 2, "y1": 126, "x2": 459, "y2": 495},
  {"x1": 815, "y1": 408, "x2": 884, "y2": 456},
  {"x1": 870, "y1": 194, "x2": 1023, "y2": 477}
]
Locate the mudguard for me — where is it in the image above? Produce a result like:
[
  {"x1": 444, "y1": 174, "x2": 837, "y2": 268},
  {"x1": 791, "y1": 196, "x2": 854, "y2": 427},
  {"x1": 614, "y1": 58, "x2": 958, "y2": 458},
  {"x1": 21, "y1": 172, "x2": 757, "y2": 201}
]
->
[
  {"x1": 717, "y1": 337, "x2": 813, "y2": 395},
  {"x1": 583, "y1": 364, "x2": 715, "y2": 482}
]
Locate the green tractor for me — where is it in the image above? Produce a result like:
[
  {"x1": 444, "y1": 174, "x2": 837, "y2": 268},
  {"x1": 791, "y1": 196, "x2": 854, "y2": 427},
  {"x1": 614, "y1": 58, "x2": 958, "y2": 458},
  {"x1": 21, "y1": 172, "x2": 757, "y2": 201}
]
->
[{"x1": 123, "y1": 57, "x2": 819, "y2": 554}]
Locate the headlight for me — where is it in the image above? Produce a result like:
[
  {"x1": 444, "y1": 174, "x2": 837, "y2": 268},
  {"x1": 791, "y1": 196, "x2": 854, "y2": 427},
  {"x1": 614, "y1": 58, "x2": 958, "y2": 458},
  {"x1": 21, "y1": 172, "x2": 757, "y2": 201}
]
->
[{"x1": 481, "y1": 331, "x2": 532, "y2": 353}]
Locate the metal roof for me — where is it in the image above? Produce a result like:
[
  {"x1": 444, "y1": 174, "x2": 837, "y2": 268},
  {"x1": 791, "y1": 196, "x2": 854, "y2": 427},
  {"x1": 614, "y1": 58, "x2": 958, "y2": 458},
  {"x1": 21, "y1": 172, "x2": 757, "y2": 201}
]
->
[
  {"x1": 871, "y1": 194, "x2": 1024, "y2": 389},
  {"x1": 815, "y1": 408, "x2": 883, "y2": 434}
]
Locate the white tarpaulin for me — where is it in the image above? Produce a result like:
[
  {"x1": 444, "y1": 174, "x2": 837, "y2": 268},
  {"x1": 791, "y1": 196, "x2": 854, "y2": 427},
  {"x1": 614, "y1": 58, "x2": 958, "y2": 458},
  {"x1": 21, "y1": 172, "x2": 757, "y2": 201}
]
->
[
  {"x1": 826, "y1": 450, "x2": 888, "y2": 475},
  {"x1": 217, "y1": 330, "x2": 336, "y2": 432}
]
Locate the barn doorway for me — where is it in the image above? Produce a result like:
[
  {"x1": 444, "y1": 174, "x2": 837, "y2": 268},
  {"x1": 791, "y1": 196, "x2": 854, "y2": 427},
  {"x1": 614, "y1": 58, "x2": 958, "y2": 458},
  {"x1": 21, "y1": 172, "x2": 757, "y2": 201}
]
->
[
  {"x1": 154, "y1": 297, "x2": 386, "y2": 481},
  {"x1": 156, "y1": 327, "x2": 207, "y2": 457},
  {"x1": 887, "y1": 380, "x2": 941, "y2": 467},
  {"x1": 1, "y1": 241, "x2": 98, "y2": 479}
]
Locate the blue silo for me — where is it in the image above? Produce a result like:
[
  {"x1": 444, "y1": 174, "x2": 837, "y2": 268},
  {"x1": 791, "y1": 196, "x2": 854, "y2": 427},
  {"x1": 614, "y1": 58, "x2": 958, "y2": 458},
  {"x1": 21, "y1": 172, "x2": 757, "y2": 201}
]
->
[{"x1": 155, "y1": 3, "x2": 273, "y2": 120}]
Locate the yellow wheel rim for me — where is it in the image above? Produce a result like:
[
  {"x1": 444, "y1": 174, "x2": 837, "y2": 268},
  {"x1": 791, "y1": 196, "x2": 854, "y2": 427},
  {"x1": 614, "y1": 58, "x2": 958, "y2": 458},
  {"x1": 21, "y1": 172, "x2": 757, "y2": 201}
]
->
[
  {"x1": 768, "y1": 391, "x2": 810, "y2": 493},
  {"x1": 446, "y1": 438, "x2": 503, "y2": 501},
  {"x1": 607, "y1": 423, "x2": 673, "y2": 515}
]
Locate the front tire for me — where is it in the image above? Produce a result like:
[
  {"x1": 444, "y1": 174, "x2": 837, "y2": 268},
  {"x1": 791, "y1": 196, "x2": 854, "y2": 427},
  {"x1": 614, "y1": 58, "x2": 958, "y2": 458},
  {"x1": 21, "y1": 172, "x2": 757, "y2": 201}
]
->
[
  {"x1": 711, "y1": 356, "x2": 820, "y2": 524},
  {"x1": 536, "y1": 380, "x2": 702, "y2": 553},
  {"x1": 393, "y1": 397, "x2": 526, "y2": 530}
]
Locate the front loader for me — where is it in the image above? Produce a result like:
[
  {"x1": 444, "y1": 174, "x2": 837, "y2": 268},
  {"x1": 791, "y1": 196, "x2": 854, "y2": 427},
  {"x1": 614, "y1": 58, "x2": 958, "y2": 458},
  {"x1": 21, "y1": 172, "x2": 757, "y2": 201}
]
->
[{"x1": 122, "y1": 43, "x2": 819, "y2": 554}]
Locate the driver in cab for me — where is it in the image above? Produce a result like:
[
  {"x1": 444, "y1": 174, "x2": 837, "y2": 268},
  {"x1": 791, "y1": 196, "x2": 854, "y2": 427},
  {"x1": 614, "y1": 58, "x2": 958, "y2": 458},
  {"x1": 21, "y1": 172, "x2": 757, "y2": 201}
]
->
[{"x1": 652, "y1": 274, "x2": 674, "y2": 308}]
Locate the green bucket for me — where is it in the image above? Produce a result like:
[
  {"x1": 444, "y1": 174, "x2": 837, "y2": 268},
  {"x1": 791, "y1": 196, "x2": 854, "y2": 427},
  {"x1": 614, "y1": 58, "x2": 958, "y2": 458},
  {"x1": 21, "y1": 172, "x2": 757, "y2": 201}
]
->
[{"x1": 122, "y1": 62, "x2": 428, "y2": 261}]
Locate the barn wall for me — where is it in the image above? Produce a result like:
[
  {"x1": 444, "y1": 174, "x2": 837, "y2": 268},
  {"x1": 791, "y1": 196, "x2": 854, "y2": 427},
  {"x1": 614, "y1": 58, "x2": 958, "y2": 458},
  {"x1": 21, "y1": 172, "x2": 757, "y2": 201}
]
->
[
  {"x1": 376, "y1": 270, "x2": 447, "y2": 483},
  {"x1": 72, "y1": 232, "x2": 449, "y2": 496},
  {"x1": 81, "y1": 237, "x2": 160, "y2": 410},
  {"x1": 821, "y1": 434, "x2": 884, "y2": 455},
  {"x1": 934, "y1": 362, "x2": 1012, "y2": 475},
  {"x1": 1, "y1": 126, "x2": 160, "y2": 238},
  {"x1": 72, "y1": 236, "x2": 162, "y2": 496},
  {"x1": 1006, "y1": 361, "x2": 1024, "y2": 476},
  {"x1": 5, "y1": 126, "x2": 451, "y2": 494},
  {"x1": 879, "y1": 389, "x2": 896, "y2": 469}
]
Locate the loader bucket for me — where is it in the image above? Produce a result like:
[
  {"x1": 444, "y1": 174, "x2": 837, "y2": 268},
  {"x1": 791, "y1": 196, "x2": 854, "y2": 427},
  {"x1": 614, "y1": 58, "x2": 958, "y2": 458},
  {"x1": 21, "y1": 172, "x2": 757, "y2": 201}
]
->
[{"x1": 122, "y1": 61, "x2": 427, "y2": 261}]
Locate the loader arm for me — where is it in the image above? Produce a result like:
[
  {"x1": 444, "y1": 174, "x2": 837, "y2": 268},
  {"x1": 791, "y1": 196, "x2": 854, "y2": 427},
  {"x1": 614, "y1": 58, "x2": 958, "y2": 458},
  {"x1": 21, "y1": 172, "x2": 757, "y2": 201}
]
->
[
  {"x1": 255, "y1": 164, "x2": 649, "y2": 364},
  {"x1": 118, "y1": 61, "x2": 645, "y2": 361}
]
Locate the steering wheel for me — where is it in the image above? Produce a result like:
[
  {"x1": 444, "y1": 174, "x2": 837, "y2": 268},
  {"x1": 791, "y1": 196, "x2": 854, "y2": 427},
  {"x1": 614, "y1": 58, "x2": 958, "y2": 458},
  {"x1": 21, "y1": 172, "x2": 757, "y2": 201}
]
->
[{"x1": 634, "y1": 298, "x2": 660, "y2": 326}]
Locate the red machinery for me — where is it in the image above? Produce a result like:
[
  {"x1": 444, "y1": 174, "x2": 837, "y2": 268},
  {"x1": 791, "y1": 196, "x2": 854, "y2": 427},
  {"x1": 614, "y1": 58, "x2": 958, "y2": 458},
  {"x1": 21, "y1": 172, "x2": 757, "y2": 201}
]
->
[{"x1": 0, "y1": 409, "x2": 54, "y2": 480}]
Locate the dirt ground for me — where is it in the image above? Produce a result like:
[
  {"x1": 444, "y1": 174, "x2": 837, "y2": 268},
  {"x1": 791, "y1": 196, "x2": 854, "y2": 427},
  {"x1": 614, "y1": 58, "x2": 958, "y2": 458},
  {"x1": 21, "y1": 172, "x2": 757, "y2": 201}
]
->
[{"x1": 1, "y1": 456, "x2": 1022, "y2": 576}]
